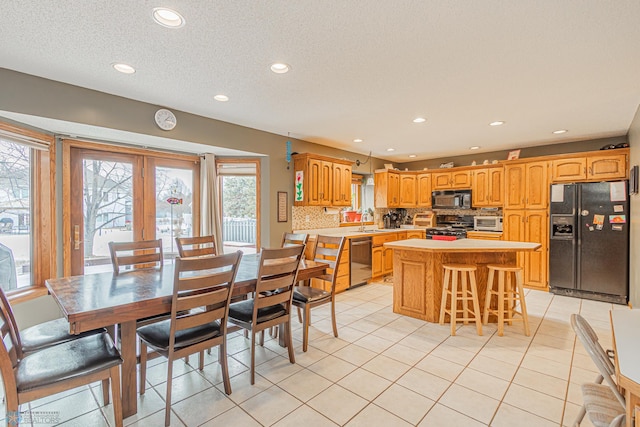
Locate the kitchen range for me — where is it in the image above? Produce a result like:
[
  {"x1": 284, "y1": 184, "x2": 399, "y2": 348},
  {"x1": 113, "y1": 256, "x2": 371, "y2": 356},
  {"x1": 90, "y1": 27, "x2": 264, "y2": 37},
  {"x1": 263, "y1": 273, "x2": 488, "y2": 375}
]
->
[{"x1": 425, "y1": 214, "x2": 474, "y2": 240}]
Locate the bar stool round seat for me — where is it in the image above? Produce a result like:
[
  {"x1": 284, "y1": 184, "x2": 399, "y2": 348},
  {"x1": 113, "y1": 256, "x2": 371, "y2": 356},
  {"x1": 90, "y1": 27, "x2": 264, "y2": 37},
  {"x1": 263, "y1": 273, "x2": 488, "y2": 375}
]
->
[
  {"x1": 482, "y1": 264, "x2": 530, "y2": 337},
  {"x1": 438, "y1": 263, "x2": 483, "y2": 336}
]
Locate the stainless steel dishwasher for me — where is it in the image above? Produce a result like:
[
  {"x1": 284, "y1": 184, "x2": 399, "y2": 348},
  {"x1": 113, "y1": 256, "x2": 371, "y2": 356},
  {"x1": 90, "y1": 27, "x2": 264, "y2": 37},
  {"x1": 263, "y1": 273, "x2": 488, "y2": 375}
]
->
[{"x1": 349, "y1": 236, "x2": 372, "y2": 288}]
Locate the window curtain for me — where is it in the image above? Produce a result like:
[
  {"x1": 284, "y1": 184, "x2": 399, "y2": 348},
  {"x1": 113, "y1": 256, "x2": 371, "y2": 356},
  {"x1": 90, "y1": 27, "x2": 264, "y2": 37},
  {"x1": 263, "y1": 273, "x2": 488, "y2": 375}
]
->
[{"x1": 200, "y1": 154, "x2": 224, "y2": 253}]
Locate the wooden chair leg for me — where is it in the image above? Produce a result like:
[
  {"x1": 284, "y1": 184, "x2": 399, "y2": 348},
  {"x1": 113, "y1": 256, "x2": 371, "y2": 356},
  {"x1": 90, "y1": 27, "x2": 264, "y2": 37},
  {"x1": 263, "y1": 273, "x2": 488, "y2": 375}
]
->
[
  {"x1": 297, "y1": 306, "x2": 302, "y2": 323},
  {"x1": 139, "y1": 342, "x2": 147, "y2": 395},
  {"x1": 331, "y1": 297, "x2": 338, "y2": 338},
  {"x1": 302, "y1": 305, "x2": 310, "y2": 352},
  {"x1": 483, "y1": 268, "x2": 494, "y2": 325},
  {"x1": 219, "y1": 341, "x2": 232, "y2": 395},
  {"x1": 439, "y1": 269, "x2": 450, "y2": 325},
  {"x1": 516, "y1": 270, "x2": 531, "y2": 336},
  {"x1": 110, "y1": 365, "x2": 123, "y2": 427},
  {"x1": 461, "y1": 271, "x2": 469, "y2": 325},
  {"x1": 101, "y1": 379, "x2": 110, "y2": 405},
  {"x1": 497, "y1": 271, "x2": 505, "y2": 337},
  {"x1": 259, "y1": 330, "x2": 265, "y2": 346},
  {"x1": 469, "y1": 271, "x2": 483, "y2": 336},
  {"x1": 250, "y1": 331, "x2": 256, "y2": 385},
  {"x1": 506, "y1": 272, "x2": 514, "y2": 325},
  {"x1": 199, "y1": 350, "x2": 204, "y2": 371},
  {"x1": 285, "y1": 320, "x2": 296, "y2": 364},
  {"x1": 165, "y1": 360, "x2": 174, "y2": 427}
]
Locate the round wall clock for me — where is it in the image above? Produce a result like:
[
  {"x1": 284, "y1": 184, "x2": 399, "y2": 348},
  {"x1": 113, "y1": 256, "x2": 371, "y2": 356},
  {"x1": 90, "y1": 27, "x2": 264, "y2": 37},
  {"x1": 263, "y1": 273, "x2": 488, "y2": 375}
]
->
[{"x1": 154, "y1": 108, "x2": 177, "y2": 131}]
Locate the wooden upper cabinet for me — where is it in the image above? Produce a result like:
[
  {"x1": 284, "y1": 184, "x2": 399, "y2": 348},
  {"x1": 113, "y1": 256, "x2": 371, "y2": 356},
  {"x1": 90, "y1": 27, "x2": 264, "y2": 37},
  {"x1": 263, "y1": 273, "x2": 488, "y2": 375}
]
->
[
  {"x1": 551, "y1": 158, "x2": 586, "y2": 182},
  {"x1": 504, "y1": 164, "x2": 526, "y2": 209},
  {"x1": 504, "y1": 161, "x2": 548, "y2": 209},
  {"x1": 472, "y1": 168, "x2": 489, "y2": 206},
  {"x1": 416, "y1": 173, "x2": 432, "y2": 207},
  {"x1": 292, "y1": 153, "x2": 353, "y2": 206},
  {"x1": 525, "y1": 161, "x2": 549, "y2": 209},
  {"x1": 551, "y1": 151, "x2": 628, "y2": 182},
  {"x1": 332, "y1": 163, "x2": 352, "y2": 206},
  {"x1": 399, "y1": 173, "x2": 417, "y2": 207},
  {"x1": 431, "y1": 170, "x2": 471, "y2": 190},
  {"x1": 473, "y1": 166, "x2": 503, "y2": 207},
  {"x1": 587, "y1": 153, "x2": 627, "y2": 180},
  {"x1": 374, "y1": 171, "x2": 401, "y2": 208},
  {"x1": 488, "y1": 167, "x2": 504, "y2": 206}
]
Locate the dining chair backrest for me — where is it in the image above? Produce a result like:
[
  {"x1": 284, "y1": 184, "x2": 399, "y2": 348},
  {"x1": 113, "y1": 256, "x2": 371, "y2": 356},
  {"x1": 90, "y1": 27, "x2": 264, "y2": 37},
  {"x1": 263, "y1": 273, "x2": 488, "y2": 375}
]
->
[
  {"x1": 0, "y1": 291, "x2": 20, "y2": 376},
  {"x1": 0, "y1": 286, "x2": 24, "y2": 360},
  {"x1": 571, "y1": 314, "x2": 626, "y2": 408},
  {"x1": 281, "y1": 232, "x2": 309, "y2": 248},
  {"x1": 169, "y1": 251, "x2": 242, "y2": 355},
  {"x1": 253, "y1": 245, "x2": 304, "y2": 322},
  {"x1": 175, "y1": 235, "x2": 217, "y2": 258},
  {"x1": 311, "y1": 235, "x2": 346, "y2": 293},
  {"x1": 109, "y1": 239, "x2": 163, "y2": 275}
]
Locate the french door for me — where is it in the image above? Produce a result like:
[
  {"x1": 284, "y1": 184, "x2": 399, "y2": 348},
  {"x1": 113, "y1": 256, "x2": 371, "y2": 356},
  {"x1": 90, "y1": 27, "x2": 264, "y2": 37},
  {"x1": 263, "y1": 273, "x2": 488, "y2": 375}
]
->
[{"x1": 66, "y1": 143, "x2": 199, "y2": 275}]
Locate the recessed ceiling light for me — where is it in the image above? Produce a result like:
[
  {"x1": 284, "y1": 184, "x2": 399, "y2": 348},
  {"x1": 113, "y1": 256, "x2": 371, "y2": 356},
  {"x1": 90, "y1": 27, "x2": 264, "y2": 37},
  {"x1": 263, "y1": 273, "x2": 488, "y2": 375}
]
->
[
  {"x1": 553, "y1": 129, "x2": 568, "y2": 134},
  {"x1": 386, "y1": 148, "x2": 395, "y2": 152},
  {"x1": 270, "y1": 63, "x2": 290, "y2": 74},
  {"x1": 353, "y1": 138, "x2": 363, "y2": 143},
  {"x1": 214, "y1": 94, "x2": 229, "y2": 102},
  {"x1": 152, "y1": 8, "x2": 185, "y2": 28},
  {"x1": 470, "y1": 146, "x2": 481, "y2": 150},
  {"x1": 489, "y1": 121, "x2": 505, "y2": 126},
  {"x1": 408, "y1": 154, "x2": 417, "y2": 158},
  {"x1": 112, "y1": 63, "x2": 136, "y2": 74},
  {"x1": 412, "y1": 117, "x2": 427, "y2": 123}
]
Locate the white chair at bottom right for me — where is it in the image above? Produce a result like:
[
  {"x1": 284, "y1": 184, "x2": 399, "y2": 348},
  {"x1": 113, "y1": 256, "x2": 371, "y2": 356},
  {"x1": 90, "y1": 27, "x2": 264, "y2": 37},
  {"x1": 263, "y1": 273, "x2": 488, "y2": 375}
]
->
[{"x1": 571, "y1": 313, "x2": 626, "y2": 427}]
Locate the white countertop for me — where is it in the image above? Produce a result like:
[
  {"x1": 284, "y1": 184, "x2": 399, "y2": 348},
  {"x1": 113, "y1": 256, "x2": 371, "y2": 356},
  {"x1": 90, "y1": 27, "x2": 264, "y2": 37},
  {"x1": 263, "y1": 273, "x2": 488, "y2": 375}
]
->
[
  {"x1": 384, "y1": 238, "x2": 541, "y2": 252},
  {"x1": 610, "y1": 309, "x2": 640, "y2": 387},
  {"x1": 293, "y1": 227, "x2": 424, "y2": 239}
]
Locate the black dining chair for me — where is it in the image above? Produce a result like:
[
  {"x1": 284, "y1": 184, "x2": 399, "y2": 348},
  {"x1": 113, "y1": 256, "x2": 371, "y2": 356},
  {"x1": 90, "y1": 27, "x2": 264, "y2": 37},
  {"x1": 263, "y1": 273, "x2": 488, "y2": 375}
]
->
[
  {"x1": 228, "y1": 245, "x2": 304, "y2": 384},
  {"x1": 137, "y1": 251, "x2": 242, "y2": 427},
  {"x1": 0, "y1": 296, "x2": 124, "y2": 427}
]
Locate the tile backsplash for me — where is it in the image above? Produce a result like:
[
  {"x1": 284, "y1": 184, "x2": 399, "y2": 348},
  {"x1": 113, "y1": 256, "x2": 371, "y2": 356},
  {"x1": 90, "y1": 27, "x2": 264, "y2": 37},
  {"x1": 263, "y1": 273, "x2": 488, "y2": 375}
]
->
[{"x1": 292, "y1": 206, "x2": 341, "y2": 230}]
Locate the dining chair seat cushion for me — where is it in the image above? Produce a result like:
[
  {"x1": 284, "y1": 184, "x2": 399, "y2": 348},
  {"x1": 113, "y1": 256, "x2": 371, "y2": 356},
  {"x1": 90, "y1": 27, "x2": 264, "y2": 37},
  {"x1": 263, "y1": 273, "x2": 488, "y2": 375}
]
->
[
  {"x1": 137, "y1": 319, "x2": 222, "y2": 351},
  {"x1": 293, "y1": 286, "x2": 329, "y2": 303},
  {"x1": 581, "y1": 382, "x2": 625, "y2": 427},
  {"x1": 16, "y1": 332, "x2": 122, "y2": 393},
  {"x1": 20, "y1": 317, "x2": 104, "y2": 353},
  {"x1": 228, "y1": 300, "x2": 286, "y2": 324}
]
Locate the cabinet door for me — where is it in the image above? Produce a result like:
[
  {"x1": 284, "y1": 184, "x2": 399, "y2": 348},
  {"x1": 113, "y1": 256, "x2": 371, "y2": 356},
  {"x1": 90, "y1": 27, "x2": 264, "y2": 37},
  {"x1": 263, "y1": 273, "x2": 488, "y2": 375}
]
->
[
  {"x1": 588, "y1": 154, "x2": 627, "y2": 180},
  {"x1": 451, "y1": 170, "x2": 471, "y2": 189},
  {"x1": 399, "y1": 174, "x2": 417, "y2": 207},
  {"x1": 504, "y1": 164, "x2": 525, "y2": 209},
  {"x1": 488, "y1": 168, "x2": 504, "y2": 206},
  {"x1": 383, "y1": 247, "x2": 394, "y2": 275},
  {"x1": 372, "y1": 247, "x2": 383, "y2": 277},
  {"x1": 524, "y1": 210, "x2": 548, "y2": 289},
  {"x1": 525, "y1": 161, "x2": 549, "y2": 209},
  {"x1": 551, "y1": 158, "x2": 586, "y2": 182},
  {"x1": 332, "y1": 163, "x2": 351, "y2": 206},
  {"x1": 388, "y1": 172, "x2": 400, "y2": 207},
  {"x1": 416, "y1": 173, "x2": 432, "y2": 207},
  {"x1": 502, "y1": 210, "x2": 526, "y2": 272},
  {"x1": 319, "y1": 161, "x2": 333, "y2": 205},
  {"x1": 406, "y1": 231, "x2": 425, "y2": 239},
  {"x1": 472, "y1": 168, "x2": 489, "y2": 207},
  {"x1": 431, "y1": 172, "x2": 452, "y2": 190},
  {"x1": 307, "y1": 158, "x2": 323, "y2": 205}
]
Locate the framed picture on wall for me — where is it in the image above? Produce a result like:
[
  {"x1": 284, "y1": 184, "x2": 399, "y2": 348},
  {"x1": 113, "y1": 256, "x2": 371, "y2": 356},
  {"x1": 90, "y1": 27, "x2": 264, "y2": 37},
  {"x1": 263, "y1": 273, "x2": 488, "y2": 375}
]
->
[
  {"x1": 507, "y1": 149, "x2": 521, "y2": 160},
  {"x1": 277, "y1": 191, "x2": 288, "y2": 222}
]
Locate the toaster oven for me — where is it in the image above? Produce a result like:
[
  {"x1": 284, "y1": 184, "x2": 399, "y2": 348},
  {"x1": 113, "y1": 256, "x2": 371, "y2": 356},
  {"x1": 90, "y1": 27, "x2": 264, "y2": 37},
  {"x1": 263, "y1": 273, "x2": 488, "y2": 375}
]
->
[{"x1": 473, "y1": 216, "x2": 503, "y2": 232}]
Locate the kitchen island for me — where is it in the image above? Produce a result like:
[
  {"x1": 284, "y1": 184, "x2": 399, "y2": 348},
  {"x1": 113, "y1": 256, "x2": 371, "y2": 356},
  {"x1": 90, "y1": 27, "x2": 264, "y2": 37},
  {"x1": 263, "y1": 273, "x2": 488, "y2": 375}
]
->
[{"x1": 384, "y1": 239, "x2": 541, "y2": 322}]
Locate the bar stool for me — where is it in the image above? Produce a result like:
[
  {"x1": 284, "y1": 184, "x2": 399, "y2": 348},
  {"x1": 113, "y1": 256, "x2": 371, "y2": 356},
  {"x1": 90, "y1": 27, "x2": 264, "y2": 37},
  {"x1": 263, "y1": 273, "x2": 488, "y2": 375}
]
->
[
  {"x1": 483, "y1": 264, "x2": 530, "y2": 336},
  {"x1": 438, "y1": 263, "x2": 483, "y2": 336}
]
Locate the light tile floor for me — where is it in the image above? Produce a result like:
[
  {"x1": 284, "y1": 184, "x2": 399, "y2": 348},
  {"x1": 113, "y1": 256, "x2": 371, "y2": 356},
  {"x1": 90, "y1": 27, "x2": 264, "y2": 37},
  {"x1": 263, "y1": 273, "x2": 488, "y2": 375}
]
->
[{"x1": 4, "y1": 282, "x2": 628, "y2": 426}]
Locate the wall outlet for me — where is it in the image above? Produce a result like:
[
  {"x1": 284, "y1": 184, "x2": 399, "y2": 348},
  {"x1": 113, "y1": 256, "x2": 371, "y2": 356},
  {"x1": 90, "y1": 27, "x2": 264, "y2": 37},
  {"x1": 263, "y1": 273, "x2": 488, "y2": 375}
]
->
[{"x1": 305, "y1": 215, "x2": 310, "y2": 222}]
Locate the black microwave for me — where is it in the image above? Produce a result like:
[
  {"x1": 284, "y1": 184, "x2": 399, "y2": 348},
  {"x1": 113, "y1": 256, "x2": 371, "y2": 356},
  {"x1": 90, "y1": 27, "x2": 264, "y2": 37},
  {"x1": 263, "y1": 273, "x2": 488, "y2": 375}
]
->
[{"x1": 432, "y1": 190, "x2": 472, "y2": 209}]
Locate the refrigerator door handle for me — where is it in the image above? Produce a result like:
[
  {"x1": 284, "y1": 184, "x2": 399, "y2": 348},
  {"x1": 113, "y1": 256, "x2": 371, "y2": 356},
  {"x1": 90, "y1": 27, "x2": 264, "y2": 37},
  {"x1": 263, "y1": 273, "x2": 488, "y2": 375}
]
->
[{"x1": 580, "y1": 210, "x2": 589, "y2": 216}]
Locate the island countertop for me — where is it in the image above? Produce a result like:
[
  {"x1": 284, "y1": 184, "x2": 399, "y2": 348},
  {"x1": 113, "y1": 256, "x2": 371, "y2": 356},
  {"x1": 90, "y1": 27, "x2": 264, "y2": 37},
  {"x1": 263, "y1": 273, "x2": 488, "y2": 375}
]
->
[{"x1": 384, "y1": 238, "x2": 541, "y2": 253}]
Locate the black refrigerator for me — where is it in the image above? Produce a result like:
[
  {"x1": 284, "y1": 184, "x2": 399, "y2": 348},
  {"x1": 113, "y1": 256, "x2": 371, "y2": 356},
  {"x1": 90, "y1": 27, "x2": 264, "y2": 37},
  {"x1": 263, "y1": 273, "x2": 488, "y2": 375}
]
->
[{"x1": 549, "y1": 181, "x2": 629, "y2": 304}]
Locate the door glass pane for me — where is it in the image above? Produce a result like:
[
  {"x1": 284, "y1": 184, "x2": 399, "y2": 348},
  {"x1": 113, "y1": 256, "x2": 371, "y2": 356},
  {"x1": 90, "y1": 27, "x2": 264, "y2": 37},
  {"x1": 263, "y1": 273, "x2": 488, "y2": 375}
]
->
[
  {"x1": 156, "y1": 167, "x2": 193, "y2": 261},
  {"x1": 220, "y1": 175, "x2": 256, "y2": 254},
  {"x1": 83, "y1": 159, "x2": 133, "y2": 274},
  {"x1": 0, "y1": 139, "x2": 31, "y2": 289}
]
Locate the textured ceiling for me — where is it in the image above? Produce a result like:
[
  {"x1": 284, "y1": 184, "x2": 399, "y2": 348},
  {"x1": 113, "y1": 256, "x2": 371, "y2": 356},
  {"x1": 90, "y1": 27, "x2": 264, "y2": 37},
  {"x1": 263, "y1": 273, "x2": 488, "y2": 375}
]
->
[{"x1": 1, "y1": 1, "x2": 639, "y2": 160}]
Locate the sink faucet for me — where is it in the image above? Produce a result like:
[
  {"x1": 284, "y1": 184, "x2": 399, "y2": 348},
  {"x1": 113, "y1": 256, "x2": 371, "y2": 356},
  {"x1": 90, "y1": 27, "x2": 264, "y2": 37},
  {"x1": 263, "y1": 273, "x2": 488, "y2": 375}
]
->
[{"x1": 358, "y1": 214, "x2": 365, "y2": 232}]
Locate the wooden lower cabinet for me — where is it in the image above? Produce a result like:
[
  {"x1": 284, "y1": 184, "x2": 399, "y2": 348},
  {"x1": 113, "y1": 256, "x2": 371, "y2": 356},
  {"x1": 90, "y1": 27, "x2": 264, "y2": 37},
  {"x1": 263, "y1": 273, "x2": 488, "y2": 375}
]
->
[
  {"x1": 383, "y1": 247, "x2": 394, "y2": 275},
  {"x1": 503, "y1": 209, "x2": 548, "y2": 290},
  {"x1": 372, "y1": 247, "x2": 383, "y2": 277},
  {"x1": 466, "y1": 231, "x2": 503, "y2": 240},
  {"x1": 309, "y1": 236, "x2": 350, "y2": 293}
]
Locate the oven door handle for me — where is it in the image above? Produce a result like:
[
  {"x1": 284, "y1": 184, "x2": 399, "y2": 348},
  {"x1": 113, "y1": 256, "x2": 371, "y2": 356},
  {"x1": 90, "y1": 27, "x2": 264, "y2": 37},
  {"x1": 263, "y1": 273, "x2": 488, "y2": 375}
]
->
[{"x1": 351, "y1": 241, "x2": 372, "y2": 247}]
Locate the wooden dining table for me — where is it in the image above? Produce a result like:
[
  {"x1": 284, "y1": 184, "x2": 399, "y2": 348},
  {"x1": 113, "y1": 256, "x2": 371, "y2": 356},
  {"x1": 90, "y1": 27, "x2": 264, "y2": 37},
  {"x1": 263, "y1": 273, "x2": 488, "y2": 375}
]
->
[{"x1": 45, "y1": 253, "x2": 328, "y2": 418}]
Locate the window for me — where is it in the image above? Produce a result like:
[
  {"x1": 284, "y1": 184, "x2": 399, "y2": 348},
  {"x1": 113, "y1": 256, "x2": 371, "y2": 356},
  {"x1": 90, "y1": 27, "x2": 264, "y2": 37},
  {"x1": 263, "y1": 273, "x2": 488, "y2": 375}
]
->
[
  {"x1": 0, "y1": 122, "x2": 55, "y2": 294},
  {"x1": 216, "y1": 160, "x2": 260, "y2": 254}
]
